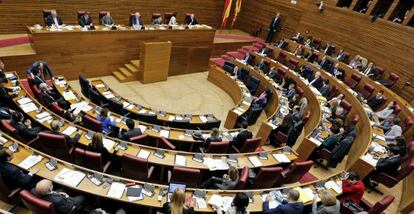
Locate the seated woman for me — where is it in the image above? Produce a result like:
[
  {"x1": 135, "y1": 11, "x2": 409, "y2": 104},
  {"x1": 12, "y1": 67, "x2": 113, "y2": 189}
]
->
[
  {"x1": 252, "y1": 89, "x2": 271, "y2": 108},
  {"x1": 269, "y1": 114, "x2": 294, "y2": 147},
  {"x1": 312, "y1": 190, "x2": 340, "y2": 214},
  {"x1": 162, "y1": 189, "x2": 194, "y2": 214},
  {"x1": 87, "y1": 133, "x2": 110, "y2": 163},
  {"x1": 97, "y1": 108, "x2": 116, "y2": 134},
  {"x1": 202, "y1": 128, "x2": 222, "y2": 149},
  {"x1": 386, "y1": 136, "x2": 407, "y2": 157},
  {"x1": 201, "y1": 165, "x2": 239, "y2": 190}
]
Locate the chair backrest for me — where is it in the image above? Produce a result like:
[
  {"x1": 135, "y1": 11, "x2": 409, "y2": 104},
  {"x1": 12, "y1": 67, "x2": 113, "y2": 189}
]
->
[
  {"x1": 164, "y1": 12, "x2": 175, "y2": 24},
  {"x1": 170, "y1": 167, "x2": 201, "y2": 187},
  {"x1": 393, "y1": 104, "x2": 401, "y2": 115},
  {"x1": 387, "y1": 73, "x2": 399, "y2": 86},
  {"x1": 235, "y1": 167, "x2": 249, "y2": 190},
  {"x1": 20, "y1": 190, "x2": 56, "y2": 214},
  {"x1": 276, "y1": 52, "x2": 287, "y2": 63},
  {"x1": 361, "y1": 83, "x2": 375, "y2": 99},
  {"x1": 79, "y1": 75, "x2": 90, "y2": 98},
  {"x1": 239, "y1": 137, "x2": 261, "y2": 153},
  {"x1": 32, "y1": 85, "x2": 42, "y2": 102},
  {"x1": 82, "y1": 114, "x2": 102, "y2": 132},
  {"x1": 340, "y1": 99, "x2": 352, "y2": 114},
  {"x1": 247, "y1": 76, "x2": 261, "y2": 93},
  {"x1": 89, "y1": 88, "x2": 103, "y2": 106},
  {"x1": 372, "y1": 66, "x2": 384, "y2": 75},
  {"x1": 313, "y1": 38, "x2": 321, "y2": 49},
  {"x1": 246, "y1": 107, "x2": 263, "y2": 125},
  {"x1": 223, "y1": 64, "x2": 234, "y2": 74},
  {"x1": 207, "y1": 141, "x2": 230, "y2": 153},
  {"x1": 121, "y1": 154, "x2": 149, "y2": 180},
  {"x1": 99, "y1": 11, "x2": 109, "y2": 20},
  {"x1": 159, "y1": 137, "x2": 176, "y2": 150},
  {"x1": 287, "y1": 58, "x2": 299, "y2": 70},
  {"x1": 368, "y1": 195, "x2": 395, "y2": 214},
  {"x1": 137, "y1": 113, "x2": 159, "y2": 125},
  {"x1": 85, "y1": 151, "x2": 105, "y2": 172},
  {"x1": 107, "y1": 99, "x2": 124, "y2": 115},
  {"x1": 1, "y1": 120, "x2": 17, "y2": 134},
  {"x1": 37, "y1": 132, "x2": 71, "y2": 161},
  {"x1": 223, "y1": 61, "x2": 235, "y2": 68},
  {"x1": 50, "y1": 102, "x2": 65, "y2": 116},
  {"x1": 239, "y1": 68, "x2": 249, "y2": 82},
  {"x1": 295, "y1": 86, "x2": 304, "y2": 95},
  {"x1": 403, "y1": 116, "x2": 413, "y2": 133},
  {"x1": 282, "y1": 160, "x2": 314, "y2": 184},
  {"x1": 352, "y1": 114, "x2": 360, "y2": 125},
  {"x1": 274, "y1": 131, "x2": 288, "y2": 145},
  {"x1": 252, "y1": 167, "x2": 283, "y2": 188},
  {"x1": 77, "y1": 11, "x2": 86, "y2": 20},
  {"x1": 152, "y1": 13, "x2": 161, "y2": 20},
  {"x1": 129, "y1": 134, "x2": 150, "y2": 146},
  {"x1": 395, "y1": 159, "x2": 414, "y2": 181},
  {"x1": 346, "y1": 74, "x2": 361, "y2": 88},
  {"x1": 72, "y1": 147, "x2": 85, "y2": 167}
]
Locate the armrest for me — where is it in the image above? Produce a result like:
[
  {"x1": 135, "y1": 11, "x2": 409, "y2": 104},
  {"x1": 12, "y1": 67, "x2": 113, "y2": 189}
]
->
[
  {"x1": 100, "y1": 103, "x2": 109, "y2": 108},
  {"x1": 8, "y1": 187, "x2": 22, "y2": 198},
  {"x1": 231, "y1": 145, "x2": 241, "y2": 153},
  {"x1": 167, "y1": 170, "x2": 172, "y2": 183},
  {"x1": 199, "y1": 147, "x2": 206, "y2": 154},
  {"x1": 26, "y1": 136, "x2": 39, "y2": 146},
  {"x1": 147, "y1": 166, "x2": 155, "y2": 180},
  {"x1": 103, "y1": 161, "x2": 112, "y2": 173}
]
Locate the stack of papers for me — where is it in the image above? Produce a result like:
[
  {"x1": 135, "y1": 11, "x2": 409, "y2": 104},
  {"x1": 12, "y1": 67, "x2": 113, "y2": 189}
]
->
[
  {"x1": 203, "y1": 158, "x2": 229, "y2": 171},
  {"x1": 103, "y1": 138, "x2": 116, "y2": 150},
  {"x1": 138, "y1": 125, "x2": 147, "y2": 133},
  {"x1": 324, "y1": 180, "x2": 342, "y2": 194},
  {"x1": 309, "y1": 137, "x2": 322, "y2": 146},
  {"x1": 54, "y1": 168, "x2": 86, "y2": 187},
  {"x1": 199, "y1": 115, "x2": 208, "y2": 123},
  {"x1": 293, "y1": 187, "x2": 314, "y2": 203},
  {"x1": 361, "y1": 153, "x2": 378, "y2": 167},
  {"x1": 160, "y1": 130, "x2": 169, "y2": 138},
  {"x1": 0, "y1": 135, "x2": 8, "y2": 144},
  {"x1": 208, "y1": 195, "x2": 234, "y2": 212},
  {"x1": 20, "y1": 102, "x2": 38, "y2": 113},
  {"x1": 107, "y1": 182, "x2": 126, "y2": 199},
  {"x1": 18, "y1": 155, "x2": 43, "y2": 170},
  {"x1": 62, "y1": 126, "x2": 77, "y2": 136},
  {"x1": 62, "y1": 91, "x2": 77, "y2": 100},
  {"x1": 248, "y1": 156, "x2": 263, "y2": 167},
  {"x1": 137, "y1": 150, "x2": 151, "y2": 159},
  {"x1": 17, "y1": 97, "x2": 32, "y2": 105},
  {"x1": 272, "y1": 154, "x2": 291, "y2": 163},
  {"x1": 175, "y1": 155, "x2": 186, "y2": 166},
  {"x1": 95, "y1": 84, "x2": 105, "y2": 88},
  {"x1": 35, "y1": 112, "x2": 50, "y2": 119}
]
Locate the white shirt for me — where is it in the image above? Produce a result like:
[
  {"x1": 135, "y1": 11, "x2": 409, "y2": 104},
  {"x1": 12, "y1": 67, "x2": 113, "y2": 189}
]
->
[
  {"x1": 375, "y1": 107, "x2": 393, "y2": 120},
  {"x1": 53, "y1": 17, "x2": 60, "y2": 26},
  {"x1": 169, "y1": 16, "x2": 177, "y2": 25},
  {"x1": 385, "y1": 125, "x2": 402, "y2": 140}
]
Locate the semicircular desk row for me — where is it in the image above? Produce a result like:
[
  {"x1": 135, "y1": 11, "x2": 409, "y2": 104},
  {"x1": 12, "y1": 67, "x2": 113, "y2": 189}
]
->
[
  {"x1": 215, "y1": 41, "x2": 388, "y2": 179},
  {"x1": 253, "y1": 43, "x2": 404, "y2": 178},
  {"x1": 1, "y1": 130, "x2": 345, "y2": 212},
  {"x1": 5, "y1": 72, "x2": 298, "y2": 172}
]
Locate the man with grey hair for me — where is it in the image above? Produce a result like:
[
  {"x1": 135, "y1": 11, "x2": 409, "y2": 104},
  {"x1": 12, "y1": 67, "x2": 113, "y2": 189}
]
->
[
  {"x1": 32, "y1": 179, "x2": 84, "y2": 214},
  {"x1": 39, "y1": 83, "x2": 69, "y2": 109},
  {"x1": 46, "y1": 119, "x2": 81, "y2": 147},
  {"x1": 263, "y1": 189, "x2": 304, "y2": 213}
]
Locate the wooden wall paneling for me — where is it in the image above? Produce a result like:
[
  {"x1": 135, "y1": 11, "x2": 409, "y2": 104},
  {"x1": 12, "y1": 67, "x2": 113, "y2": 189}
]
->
[
  {"x1": 366, "y1": 0, "x2": 379, "y2": 14},
  {"x1": 139, "y1": 41, "x2": 171, "y2": 83}
]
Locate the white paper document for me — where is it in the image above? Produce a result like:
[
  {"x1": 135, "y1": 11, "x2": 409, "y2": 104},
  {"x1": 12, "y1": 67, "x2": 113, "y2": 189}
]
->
[
  {"x1": 20, "y1": 102, "x2": 38, "y2": 113},
  {"x1": 62, "y1": 126, "x2": 77, "y2": 136},
  {"x1": 62, "y1": 91, "x2": 77, "y2": 100},
  {"x1": 208, "y1": 195, "x2": 233, "y2": 212},
  {"x1": 248, "y1": 156, "x2": 263, "y2": 167},
  {"x1": 324, "y1": 180, "x2": 342, "y2": 194},
  {"x1": 199, "y1": 115, "x2": 208, "y2": 123},
  {"x1": 107, "y1": 182, "x2": 126, "y2": 199},
  {"x1": 203, "y1": 157, "x2": 229, "y2": 171},
  {"x1": 138, "y1": 125, "x2": 147, "y2": 133},
  {"x1": 103, "y1": 138, "x2": 116, "y2": 150},
  {"x1": 95, "y1": 84, "x2": 105, "y2": 88},
  {"x1": 35, "y1": 112, "x2": 51, "y2": 119},
  {"x1": 137, "y1": 150, "x2": 151, "y2": 159},
  {"x1": 160, "y1": 130, "x2": 170, "y2": 138},
  {"x1": 175, "y1": 155, "x2": 186, "y2": 166},
  {"x1": 17, "y1": 97, "x2": 32, "y2": 105},
  {"x1": 272, "y1": 153, "x2": 291, "y2": 163},
  {"x1": 18, "y1": 155, "x2": 43, "y2": 170},
  {"x1": 54, "y1": 168, "x2": 86, "y2": 187}
]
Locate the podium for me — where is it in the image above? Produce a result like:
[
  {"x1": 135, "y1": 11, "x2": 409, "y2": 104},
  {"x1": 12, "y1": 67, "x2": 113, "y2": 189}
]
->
[{"x1": 138, "y1": 41, "x2": 172, "y2": 84}]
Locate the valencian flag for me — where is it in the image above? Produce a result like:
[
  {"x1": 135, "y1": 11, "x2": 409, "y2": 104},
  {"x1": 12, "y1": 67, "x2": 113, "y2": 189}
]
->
[
  {"x1": 221, "y1": 0, "x2": 233, "y2": 28},
  {"x1": 231, "y1": 0, "x2": 243, "y2": 28}
]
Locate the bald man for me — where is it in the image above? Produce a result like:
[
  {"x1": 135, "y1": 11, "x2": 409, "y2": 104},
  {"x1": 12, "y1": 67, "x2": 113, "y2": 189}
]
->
[
  {"x1": 46, "y1": 120, "x2": 81, "y2": 147},
  {"x1": 32, "y1": 179, "x2": 84, "y2": 214}
]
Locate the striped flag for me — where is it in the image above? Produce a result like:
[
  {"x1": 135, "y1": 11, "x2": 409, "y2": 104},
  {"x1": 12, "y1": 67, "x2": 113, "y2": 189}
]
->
[
  {"x1": 231, "y1": 0, "x2": 243, "y2": 28},
  {"x1": 221, "y1": 0, "x2": 233, "y2": 29}
]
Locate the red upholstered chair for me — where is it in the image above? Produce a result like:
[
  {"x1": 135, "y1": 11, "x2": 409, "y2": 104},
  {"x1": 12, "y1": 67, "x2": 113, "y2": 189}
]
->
[
  {"x1": 340, "y1": 100, "x2": 352, "y2": 115},
  {"x1": 0, "y1": 176, "x2": 21, "y2": 204},
  {"x1": 276, "y1": 52, "x2": 287, "y2": 64},
  {"x1": 0, "y1": 120, "x2": 19, "y2": 140},
  {"x1": 296, "y1": 86, "x2": 304, "y2": 95},
  {"x1": 372, "y1": 66, "x2": 384, "y2": 77},
  {"x1": 158, "y1": 137, "x2": 176, "y2": 150},
  {"x1": 121, "y1": 154, "x2": 154, "y2": 181},
  {"x1": 345, "y1": 74, "x2": 362, "y2": 88},
  {"x1": 20, "y1": 190, "x2": 57, "y2": 214},
  {"x1": 370, "y1": 159, "x2": 414, "y2": 193},
  {"x1": 360, "y1": 84, "x2": 375, "y2": 99},
  {"x1": 287, "y1": 58, "x2": 299, "y2": 70},
  {"x1": 42, "y1": 9, "x2": 53, "y2": 25},
  {"x1": 274, "y1": 68, "x2": 287, "y2": 82},
  {"x1": 327, "y1": 86, "x2": 340, "y2": 100},
  {"x1": 273, "y1": 131, "x2": 288, "y2": 146},
  {"x1": 352, "y1": 114, "x2": 360, "y2": 125},
  {"x1": 31, "y1": 85, "x2": 42, "y2": 103},
  {"x1": 184, "y1": 13, "x2": 192, "y2": 24},
  {"x1": 303, "y1": 111, "x2": 311, "y2": 124},
  {"x1": 164, "y1": 12, "x2": 174, "y2": 24},
  {"x1": 201, "y1": 141, "x2": 230, "y2": 154},
  {"x1": 36, "y1": 132, "x2": 73, "y2": 161},
  {"x1": 275, "y1": 160, "x2": 314, "y2": 185},
  {"x1": 251, "y1": 167, "x2": 283, "y2": 188},
  {"x1": 403, "y1": 117, "x2": 413, "y2": 133},
  {"x1": 232, "y1": 137, "x2": 262, "y2": 153},
  {"x1": 152, "y1": 13, "x2": 161, "y2": 20},
  {"x1": 77, "y1": 11, "x2": 86, "y2": 20},
  {"x1": 312, "y1": 38, "x2": 321, "y2": 49},
  {"x1": 129, "y1": 134, "x2": 151, "y2": 146},
  {"x1": 314, "y1": 148, "x2": 332, "y2": 169},
  {"x1": 393, "y1": 104, "x2": 401, "y2": 115},
  {"x1": 99, "y1": 11, "x2": 109, "y2": 20},
  {"x1": 85, "y1": 151, "x2": 111, "y2": 172},
  {"x1": 82, "y1": 114, "x2": 102, "y2": 132},
  {"x1": 50, "y1": 102, "x2": 65, "y2": 117},
  {"x1": 264, "y1": 60, "x2": 271, "y2": 73},
  {"x1": 367, "y1": 195, "x2": 394, "y2": 214},
  {"x1": 168, "y1": 167, "x2": 201, "y2": 187},
  {"x1": 235, "y1": 167, "x2": 249, "y2": 190},
  {"x1": 384, "y1": 73, "x2": 399, "y2": 87},
  {"x1": 342, "y1": 52, "x2": 350, "y2": 62},
  {"x1": 72, "y1": 147, "x2": 85, "y2": 167}
]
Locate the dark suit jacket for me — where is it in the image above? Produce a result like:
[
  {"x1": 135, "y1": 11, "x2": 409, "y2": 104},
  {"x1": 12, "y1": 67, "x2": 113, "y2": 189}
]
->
[
  {"x1": 257, "y1": 62, "x2": 267, "y2": 71},
  {"x1": 121, "y1": 128, "x2": 142, "y2": 141},
  {"x1": 319, "y1": 85, "x2": 330, "y2": 97},
  {"x1": 11, "y1": 120, "x2": 41, "y2": 140},
  {"x1": 0, "y1": 87, "x2": 17, "y2": 107},
  {"x1": 263, "y1": 200, "x2": 304, "y2": 214},
  {"x1": 244, "y1": 55, "x2": 253, "y2": 64},
  {"x1": 376, "y1": 155, "x2": 401, "y2": 177},
  {"x1": 0, "y1": 107, "x2": 13, "y2": 120},
  {"x1": 32, "y1": 76, "x2": 46, "y2": 87},
  {"x1": 0, "y1": 162, "x2": 33, "y2": 189},
  {"x1": 203, "y1": 136, "x2": 222, "y2": 149},
  {"x1": 46, "y1": 15, "x2": 63, "y2": 27},
  {"x1": 130, "y1": 16, "x2": 144, "y2": 26},
  {"x1": 31, "y1": 189, "x2": 77, "y2": 214},
  {"x1": 259, "y1": 47, "x2": 271, "y2": 56},
  {"x1": 232, "y1": 130, "x2": 253, "y2": 149},
  {"x1": 0, "y1": 70, "x2": 6, "y2": 82},
  {"x1": 187, "y1": 17, "x2": 198, "y2": 25},
  {"x1": 367, "y1": 97, "x2": 384, "y2": 109},
  {"x1": 310, "y1": 77, "x2": 323, "y2": 89},
  {"x1": 269, "y1": 16, "x2": 281, "y2": 31},
  {"x1": 40, "y1": 91, "x2": 56, "y2": 107},
  {"x1": 88, "y1": 145, "x2": 110, "y2": 163},
  {"x1": 79, "y1": 15, "x2": 92, "y2": 27}
]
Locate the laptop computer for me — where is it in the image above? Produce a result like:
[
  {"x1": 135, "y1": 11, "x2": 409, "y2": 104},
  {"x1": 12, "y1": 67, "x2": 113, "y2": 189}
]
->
[{"x1": 167, "y1": 183, "x2": 186, "y2": 202}]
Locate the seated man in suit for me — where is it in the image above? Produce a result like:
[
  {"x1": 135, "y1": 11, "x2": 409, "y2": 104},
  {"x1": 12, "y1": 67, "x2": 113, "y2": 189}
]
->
[
  {"x1": 255, "y1": 59, "x2": 268, "y2": 72},
  {"x1": 100, "y1": 12, "x2": 114, "y2": 26},
  {"x1": 39, "y1": 83, "x2": 69, "y2": 110},
  {"x1": 330, "y1": 63, "x2": 345, "y2": 81},
  {"x1": 120, "y1": 118, "x2": 142, "y2": 141},
  {"x1": 231, "y1": 122, "x2": 253, "y2": 150},
  {"x1": 32, "y1": 179, "x2": 85, "y2": 214},
  {"x1": 336, "y1": 49, "x2": 347, "y2": 62},
  {"x1": 48, "y1": 120, "x2": 81, "y2": 148},
  {"x1": 321, "y1": 42, "x2": 334, "y2": 56},
  {"x1": 26, "y1": 61, "x2": 54, "y2": 79},
  {"x1": 0, "y1": 60, "x2": 6, "y2": 82},
  {"x1": 0, "y1": 149, "x2": 37, "y2": 189},
  {"x1": 319, "y1": 79, "x2": 330, "y2": 97},
  {"x1": 291, "y1": 32, "x2": 303, "y2": 43},
  {"x1": 309, "y1": 71, "x2": 323, "y2": 89},
  {"x1": 367, "y1": 90, "x2": 385, "y2": 110},
  {"x1": 277, "y1": 39, "x2": 288, "y2": 49},
  {"x1": 46, "y1": 10, "x2": 63, "y2": 27},
  {"x1": 152, "y1": 16, "x2": 163, "y2": 25},
  {"x1": 385, "y1": 118, "x2": 402, "y2": 141},
  {"x1": 375, "y1": 148, "x2": 402, "y2": 177},
  {"x1": 283, "y1": 82, "x2": 297, "y2": 101},
  {"x1": 168, "y1": 13, "x2": 178, "y2": 26},
  {"x1": 0, "y1": 78, "x2": 18, "y2": 107},
  {"x1": 31, "y1": 68, "x2": 47, "y2": 87},
  {"x1": 293, "y1": 45, "x2": 304, "y2": 57},
  {"x1": 187, "y1": 14, "x2": 198, "y2": 25},
  {"x1": 130, "y1": 12, "x2": 144, "y2": 29},
  {"x1": 258, "y1": 46, "x2": 271, "y2": 57},
  {"x1": 79, "y1": 11, "x2": 93, "y2": 27},
  {"x1": 10, "y1": 111, "x2": 42, "y2": 141},
  {"x1": 242, "y1": 51, "x2": 253, "y2": 64},
  {"x1": 327, "y1": 105, "x2": 346, "y2": 122},
  {"x1": 263, "y1": 189, "x2": 304, "y2": 214},
  {"x1": 0, "y1": 106, "x2": 15, "y2": 120}
]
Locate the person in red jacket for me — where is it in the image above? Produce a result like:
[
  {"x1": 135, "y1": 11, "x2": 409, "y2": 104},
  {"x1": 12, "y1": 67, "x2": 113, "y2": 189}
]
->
[{"x1": 338, "y1": 171, "x2": 365, "y2": 205}]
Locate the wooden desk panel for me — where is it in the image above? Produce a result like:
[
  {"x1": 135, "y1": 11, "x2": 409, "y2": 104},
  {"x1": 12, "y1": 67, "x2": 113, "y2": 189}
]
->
[{"x1": 27, "y1": 26, "x2": 215, "y2": 80}]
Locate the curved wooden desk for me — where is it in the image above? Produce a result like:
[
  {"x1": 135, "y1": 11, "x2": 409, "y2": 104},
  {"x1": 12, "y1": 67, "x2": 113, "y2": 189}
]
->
[
  {"x1": 2, "y1": 131, "x2": 342, "y2": 212},
  {"x1": 7, "y1": 73, "x2": 297, "y2": 171}
]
